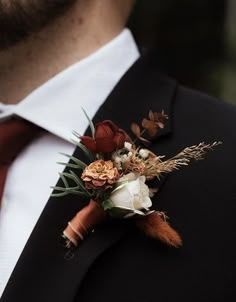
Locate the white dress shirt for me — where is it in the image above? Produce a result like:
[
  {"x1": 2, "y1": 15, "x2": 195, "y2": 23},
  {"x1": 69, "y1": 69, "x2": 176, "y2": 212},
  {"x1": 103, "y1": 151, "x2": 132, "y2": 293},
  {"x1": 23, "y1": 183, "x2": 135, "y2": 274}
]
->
[{"x1": 0, "y1": 29, "x2": 140, "y2": 297}]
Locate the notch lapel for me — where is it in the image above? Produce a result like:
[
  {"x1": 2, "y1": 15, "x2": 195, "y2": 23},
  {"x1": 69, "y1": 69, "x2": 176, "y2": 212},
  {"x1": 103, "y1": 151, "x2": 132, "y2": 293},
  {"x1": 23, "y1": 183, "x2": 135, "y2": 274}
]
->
[{"x1": 1, "y1": 54, "x2": 177, "y2": 302}]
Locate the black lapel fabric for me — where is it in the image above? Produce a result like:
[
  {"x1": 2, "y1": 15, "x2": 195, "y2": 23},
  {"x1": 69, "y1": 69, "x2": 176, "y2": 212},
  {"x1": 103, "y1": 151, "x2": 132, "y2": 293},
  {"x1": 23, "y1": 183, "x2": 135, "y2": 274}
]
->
[{"x1": 1, "y1": 54, "x2": 177, "y2": 302}]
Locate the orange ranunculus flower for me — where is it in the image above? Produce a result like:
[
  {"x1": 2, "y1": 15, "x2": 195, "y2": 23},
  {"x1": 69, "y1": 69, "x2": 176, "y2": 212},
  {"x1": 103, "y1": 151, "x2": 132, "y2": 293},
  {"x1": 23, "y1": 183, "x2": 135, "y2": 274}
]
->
[
  {"x1": 81, "y1": 160, "x2": 120, "y2": 190},
  {"x1": 80, "y1": 120, "x2": 129, "y2": 154}
]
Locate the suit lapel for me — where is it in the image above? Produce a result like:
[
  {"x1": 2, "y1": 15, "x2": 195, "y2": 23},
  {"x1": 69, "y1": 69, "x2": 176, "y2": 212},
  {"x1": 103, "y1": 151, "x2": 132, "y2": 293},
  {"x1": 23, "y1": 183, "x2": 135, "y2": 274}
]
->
[{"x1": 1, "y1": 54, "x2": 177, "y2": 302}]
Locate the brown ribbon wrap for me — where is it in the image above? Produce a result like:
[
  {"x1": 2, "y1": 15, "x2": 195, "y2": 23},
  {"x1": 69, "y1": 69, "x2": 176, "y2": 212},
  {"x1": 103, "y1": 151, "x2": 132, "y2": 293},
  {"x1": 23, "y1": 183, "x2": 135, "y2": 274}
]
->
[{"x1": 63, "y1": 200, "x2": 107, "y2": 248}]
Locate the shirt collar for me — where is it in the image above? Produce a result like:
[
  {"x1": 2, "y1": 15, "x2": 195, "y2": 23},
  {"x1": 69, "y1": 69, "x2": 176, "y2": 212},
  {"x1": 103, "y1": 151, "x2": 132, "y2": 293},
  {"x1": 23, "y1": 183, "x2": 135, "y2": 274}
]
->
[{"x1": 0, "y1": 29, "x2": 140, "y2": 143}]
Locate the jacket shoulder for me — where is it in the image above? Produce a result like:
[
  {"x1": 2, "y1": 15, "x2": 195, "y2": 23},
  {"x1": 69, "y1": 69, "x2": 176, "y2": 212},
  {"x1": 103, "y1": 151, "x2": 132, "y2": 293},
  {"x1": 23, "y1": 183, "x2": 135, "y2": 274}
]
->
[
  {"x1": 176, "y1": 84, "x2": 236, "y2": 122},
  {"x1": 173, "y1": 84, "x2": 236, "y2": 140}
]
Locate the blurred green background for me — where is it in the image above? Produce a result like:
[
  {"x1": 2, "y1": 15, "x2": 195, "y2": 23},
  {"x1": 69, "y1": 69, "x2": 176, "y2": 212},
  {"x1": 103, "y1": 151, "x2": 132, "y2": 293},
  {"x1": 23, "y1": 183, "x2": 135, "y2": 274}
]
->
[{"x1": 128, "y1": 0, "x2": 236, "y2": 104}]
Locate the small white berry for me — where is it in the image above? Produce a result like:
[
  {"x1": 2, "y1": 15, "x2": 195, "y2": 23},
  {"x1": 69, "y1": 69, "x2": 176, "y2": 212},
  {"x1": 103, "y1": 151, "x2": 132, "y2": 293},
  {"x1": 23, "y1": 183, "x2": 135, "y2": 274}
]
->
[
  {"x1": 124, "y1": 142, "x2": 132, "y2": 151},
  {"x1": 139, "y1": 149, "x2": 149, "y2": 159}
]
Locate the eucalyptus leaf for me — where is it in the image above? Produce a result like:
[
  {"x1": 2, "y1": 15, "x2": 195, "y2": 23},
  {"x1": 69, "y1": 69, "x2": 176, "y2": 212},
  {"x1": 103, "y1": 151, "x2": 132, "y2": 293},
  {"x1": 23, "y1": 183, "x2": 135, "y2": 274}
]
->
[
  {"x1": 71, "y1": 139, "x2": 95, "y2": 161},
  {"x1": 57, "y1": 162, "x2": 82, "y2": 169},
  {"x1": 61, "y1": 172, "x2": 83, "y2": 187},
  {"x1": 102, "y1": 199, "x2": 114, "y2": 211},
  {"x1": 71, "y1": 130, "x2": 80, "y2": 139},
  {"x1": 81, "y1": 107, "x2": 95, "y2": 138},
  {"x1": 59, "y1": 153, "x2": 87, "y2": 169},
  {"x1": 51, "y1": 191, "x2": 69, "y2": 197},
  {"x1": 69, "y1": 170, "x2": 87, "y2": 191},
  {"x1": 59, "y1": 173, "x2": 69, "y2": 188},
  {"x1": 62, "y1": 189, "x2": 89, "y2": 197},
  {"x1": 50, "y1": 186, "x2": 67, "y2": 192},
  {"x1": 51, "y1": 186, "x2": 89, "y2": 197},
  {"x1": 64, "y1": 185, "x2": 83, "y2": 191}
]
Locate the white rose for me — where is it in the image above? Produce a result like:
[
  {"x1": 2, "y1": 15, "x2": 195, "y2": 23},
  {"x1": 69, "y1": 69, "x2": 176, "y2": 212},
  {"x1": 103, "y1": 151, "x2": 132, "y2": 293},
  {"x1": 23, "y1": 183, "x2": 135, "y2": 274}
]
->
[{"x1": 110, "y1": 173, "x2": 152, "y2": 216}]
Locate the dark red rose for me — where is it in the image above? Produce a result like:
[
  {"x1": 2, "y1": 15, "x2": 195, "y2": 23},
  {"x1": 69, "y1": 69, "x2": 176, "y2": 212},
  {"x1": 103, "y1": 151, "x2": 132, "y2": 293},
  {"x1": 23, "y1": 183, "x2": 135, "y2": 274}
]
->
[
  {"x1": 80, "y1": 120, "x2": 129, "y2": 153},
  {"x1": 113, "y1": 129, "x2": 128, "y2": 149},
  {"x1": 79, "y1": 136, "x2": 97, "y2": 153}
]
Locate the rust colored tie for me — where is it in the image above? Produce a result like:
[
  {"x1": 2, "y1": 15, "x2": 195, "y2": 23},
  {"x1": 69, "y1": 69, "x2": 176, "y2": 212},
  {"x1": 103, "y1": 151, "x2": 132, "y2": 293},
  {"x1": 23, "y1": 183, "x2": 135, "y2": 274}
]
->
[{"x1": 0, "y1": 118, "x2": 42, "y2": 206}]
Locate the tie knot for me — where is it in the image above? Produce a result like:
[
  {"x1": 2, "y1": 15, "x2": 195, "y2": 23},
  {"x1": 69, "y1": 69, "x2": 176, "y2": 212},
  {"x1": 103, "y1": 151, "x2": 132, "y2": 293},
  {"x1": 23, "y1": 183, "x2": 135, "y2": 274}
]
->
[{"x1": 0, "y1": 118, "x2": 42, "y2": 165}]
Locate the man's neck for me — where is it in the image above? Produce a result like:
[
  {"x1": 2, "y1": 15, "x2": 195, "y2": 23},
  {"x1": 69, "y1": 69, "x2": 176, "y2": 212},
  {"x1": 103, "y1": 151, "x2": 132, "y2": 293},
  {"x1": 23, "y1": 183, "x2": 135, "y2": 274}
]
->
[{"x1": 0, "y1": 1, "x2": 126, "y2": 104}]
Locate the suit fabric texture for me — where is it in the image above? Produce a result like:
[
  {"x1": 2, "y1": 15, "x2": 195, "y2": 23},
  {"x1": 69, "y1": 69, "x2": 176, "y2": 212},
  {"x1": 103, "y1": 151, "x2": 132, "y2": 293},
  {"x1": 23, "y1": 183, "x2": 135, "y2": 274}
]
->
[{"x1": 1, "y1": 53, "x2": 236, "y2": 302}]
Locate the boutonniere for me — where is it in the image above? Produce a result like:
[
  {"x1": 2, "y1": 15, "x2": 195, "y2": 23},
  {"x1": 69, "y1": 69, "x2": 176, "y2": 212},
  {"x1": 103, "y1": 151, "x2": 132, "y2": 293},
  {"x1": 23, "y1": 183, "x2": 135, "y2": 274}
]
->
[{"x1": 52, "y1": 109, "x2": 221, "y2": 249}]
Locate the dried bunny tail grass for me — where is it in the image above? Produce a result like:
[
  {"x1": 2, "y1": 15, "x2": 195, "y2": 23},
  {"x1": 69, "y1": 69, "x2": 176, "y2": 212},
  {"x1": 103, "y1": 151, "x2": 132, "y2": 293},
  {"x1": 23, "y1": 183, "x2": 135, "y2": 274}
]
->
[{"x1": 136, "y1": 212, "x2": 182, "y2": 248}]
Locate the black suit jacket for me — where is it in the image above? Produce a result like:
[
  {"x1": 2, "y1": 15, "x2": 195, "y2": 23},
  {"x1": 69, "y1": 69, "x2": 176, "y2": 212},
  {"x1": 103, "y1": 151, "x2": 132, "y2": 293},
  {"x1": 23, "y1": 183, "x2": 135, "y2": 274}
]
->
[{"x1": 1, "y1": 53, "x2": 236, "y2": 302}]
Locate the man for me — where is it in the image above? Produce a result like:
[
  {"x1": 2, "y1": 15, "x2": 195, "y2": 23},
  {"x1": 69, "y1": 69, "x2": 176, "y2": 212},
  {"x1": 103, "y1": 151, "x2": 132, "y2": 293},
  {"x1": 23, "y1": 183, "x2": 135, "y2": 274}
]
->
[{"x1": 0, "y1": 1, "x2": 235, "y2": 301}]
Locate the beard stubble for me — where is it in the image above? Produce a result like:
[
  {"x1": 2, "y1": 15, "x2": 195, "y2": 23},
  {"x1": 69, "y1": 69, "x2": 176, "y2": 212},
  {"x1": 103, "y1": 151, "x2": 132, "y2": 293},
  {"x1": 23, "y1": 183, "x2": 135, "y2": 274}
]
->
[{"x1": 0, "y1": 0, "x2": 76, "y2": 50}]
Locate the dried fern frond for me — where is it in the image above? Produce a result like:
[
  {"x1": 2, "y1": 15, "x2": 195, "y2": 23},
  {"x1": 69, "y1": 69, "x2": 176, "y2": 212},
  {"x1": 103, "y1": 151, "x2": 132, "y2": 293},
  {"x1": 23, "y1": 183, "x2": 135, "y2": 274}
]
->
[
  {"x1": 171, "y1": 141, "x2": 222, "y2": 161},
  {"x1": 142, "y1": 142, "x2": 222, "y2": 179}
]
